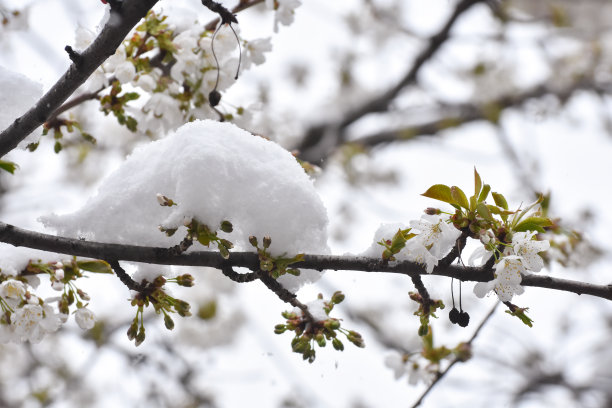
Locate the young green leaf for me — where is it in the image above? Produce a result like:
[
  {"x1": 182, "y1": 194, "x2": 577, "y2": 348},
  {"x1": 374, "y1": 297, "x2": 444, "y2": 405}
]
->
[
  {"x1": 474, "y1": 167, "x2": 482, "y2": 196},
  {"x1": 513, "y1": 216, "x2": 553, "y2": 233},
  {"x1": 421, "y1": 184, "x2": 454, "y2": 205},
  {"x1": 492, "y1": 192, "x2": 508, "y2": 210},
  {"x1": 450, "y1": 186, "x2": 469, "y2": 209},
  {"x1": 476, "y1": 202, "x2": 494, "y2": 222},
  {"x1": 478, "y1": 184, "x2": 491, "y2": 203},
  {"x1": 77, "y1": 260, "x2": 113, "y2": 274}
]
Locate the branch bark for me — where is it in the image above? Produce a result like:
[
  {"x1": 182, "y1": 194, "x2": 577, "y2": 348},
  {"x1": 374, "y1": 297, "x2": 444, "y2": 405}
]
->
[
  {"x1": 1, "y1": 221, "x2": 611, "y2": 301},
  {"x1": 0, "y1": 0, "x2": 159, "y2": 157}
]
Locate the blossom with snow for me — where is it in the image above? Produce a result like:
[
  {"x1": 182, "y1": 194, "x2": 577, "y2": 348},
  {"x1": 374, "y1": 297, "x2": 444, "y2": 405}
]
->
[
  {"x1": 409, "y1": 214, "x2": 462, "y2": 259},
  {"x1": 405, "y1": 240, "x2": 439, "y2": 273},
  {"x1": 75, "y1": 307, "x2": 96, "y2": 330}
]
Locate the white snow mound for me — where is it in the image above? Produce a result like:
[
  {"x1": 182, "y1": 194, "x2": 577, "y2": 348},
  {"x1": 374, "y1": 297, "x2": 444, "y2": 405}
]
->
[{"x1": 41, "y1": 120, "x2": 329, "y2": 290}]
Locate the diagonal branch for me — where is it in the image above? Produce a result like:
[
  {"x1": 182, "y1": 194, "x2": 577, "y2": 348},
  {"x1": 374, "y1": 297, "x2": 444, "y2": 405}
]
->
[
  {"x1": 1, "y1": 221, "x2": 611, "y2": 301},
  {"x1": 353, "y1": 78, "x2": 601, "y2": 149},
  {"x1": 0, "y1": 0, "x2": 159, "y2": 158},
  {"x1": 296, "y1": 0, "x2": 486, "y2": 162}
]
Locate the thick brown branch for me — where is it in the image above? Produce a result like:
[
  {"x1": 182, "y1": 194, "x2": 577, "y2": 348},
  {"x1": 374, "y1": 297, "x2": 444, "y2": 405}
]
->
[
  {"x1": 0, "y1": 221, "x2": 611, "y2": 301},
  {"x1": 0, "y1": 0, "x2": 159, "y2": 157}
]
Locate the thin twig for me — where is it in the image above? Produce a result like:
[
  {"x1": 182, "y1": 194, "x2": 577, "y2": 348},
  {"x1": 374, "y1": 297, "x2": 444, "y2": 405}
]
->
[{"x1": 410, "y1": 301, "x2": 500, "y2": 408}]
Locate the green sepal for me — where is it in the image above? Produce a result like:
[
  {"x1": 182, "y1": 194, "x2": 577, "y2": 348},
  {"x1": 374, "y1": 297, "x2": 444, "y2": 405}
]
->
[
  {"x1": 505, "y1": 307, "x2": 533, "y2": 327},
  {"x1": 0, "y1": 160, "x2": 19, "y2": 174}
]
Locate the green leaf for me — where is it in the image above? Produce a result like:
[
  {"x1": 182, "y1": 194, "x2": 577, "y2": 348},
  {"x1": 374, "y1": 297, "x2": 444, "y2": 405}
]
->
[
  {"x1": 476, "y1": 202, "x2": 494, "y2": 222},
  {"x1": 77, "y1": 260, "x2": 113, "y2": 274},
  {"x1": 505, "y1": 308, "x2": 533, "y2": 327},
  {"x1": 421, "y1": 184, "x2": 454, "y2": 205},
  {"x1": 0, "y1": 160, "x2": 19, "y2": 174},
  {"x1": 513, "y1": 216, "x2": 553, "y2": 233},
  {"x1": 478, "y1": 184, "x2": 491, "y2": 203},
  {"x1": 450, "y1": 186, "x2": 469, "y2": 209},
  {"x1": 492, "y1": 192, "x2": 508, "y2": 210},
  {"x1": 474, "y1": 168, "x2": 482, "y2": 196}
]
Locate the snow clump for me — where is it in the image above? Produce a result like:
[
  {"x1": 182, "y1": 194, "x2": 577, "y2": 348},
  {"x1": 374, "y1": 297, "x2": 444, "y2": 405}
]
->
[{"x1": 41, "y1": 120, "x2": 329, "y2": 290}]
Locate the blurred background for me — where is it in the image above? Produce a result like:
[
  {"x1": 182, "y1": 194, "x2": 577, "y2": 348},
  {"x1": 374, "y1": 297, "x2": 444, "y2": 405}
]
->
[{"x1": 1, "y1": 0, "x2": 612, "y2": 407}]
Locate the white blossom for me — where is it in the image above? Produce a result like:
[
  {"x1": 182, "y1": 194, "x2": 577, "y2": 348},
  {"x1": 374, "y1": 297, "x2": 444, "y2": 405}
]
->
[
  {"x1": 405, "y1": 241, "x2": 438, "y2": 273},
  {"x1": 12, "y1": 303, "x2": 61, "y2": 343},
  {"x1": 409, "y1": 214, "x2": 461, "y2": 259},
  {"x1": 244, "y1": 38, "x2": 272, "y2": 68},
  {"x1": 512, "y1": 231, "x2": 550, "y2": 272},
  {"x1": 75, "y1": 308, "x2": 96, "y2": 330},
  {"x1": 273, "y1": 0, "x2": 302, "y2": 32},
  {"x1": 136, "y1": 74, "x2": 157, "y2": 92},
  {"x1": 474, "y1": 255, "x2": 526, "y2": 302},
  {"x1": 115, "y1": 61, "x2": 136, "y2": 84},
  {"x1": 0, "y1": 279, "x2": 25, "y2": 299},
  {"x1": 384, "y1": 352, "x2": 436, "y2": 385}
]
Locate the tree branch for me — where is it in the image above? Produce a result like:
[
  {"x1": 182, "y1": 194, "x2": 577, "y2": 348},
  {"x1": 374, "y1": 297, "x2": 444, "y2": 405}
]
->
[
  {"x1": 296, "y1": 0, "x2": 486, "y2": 163},
  {"x1": 352, "y1": 78, "x2": 600, "y2": 149},
  {"x1": 1, "y1": 221, "x2": 611, "y2": 301},
  {"x1": 410, "y1": 301, "x2": 500, "y2": 408},
  {"x1": 0, "y1": 0, "x2": 159, "y2": 158}
]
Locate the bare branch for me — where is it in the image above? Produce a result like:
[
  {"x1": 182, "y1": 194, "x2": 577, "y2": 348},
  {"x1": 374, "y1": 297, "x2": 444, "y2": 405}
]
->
[
  {"x1": 410, "y1": 301, "x2": 500, "y2": 408},
  {"x1": 297, "y1": 0, "x2": 487, "y2": 163},
  {"x1": 1, "y1": 221, "x2": 611, "y2": 301},
  {"x1": 0, "y1": 0, "x2": 159, "y2": 157},
  {"x1": 353, "y1": 79, "x2": 600, "y2": 149}
]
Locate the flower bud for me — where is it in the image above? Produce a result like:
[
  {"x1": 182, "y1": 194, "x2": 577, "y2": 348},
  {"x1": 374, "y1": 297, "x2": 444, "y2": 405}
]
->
[
  {"x1": 176, "y1": 274, "x2": 195, "y2": 287},
  {"x1": 263, "y1": 236, "x2": 272, "y2": 249},
  {"x1": 220, "y1": 220, "x2": 233, "y2": 233},
  {"x1": 332, "y1": 338, "x2": 344, "y2": 351},
  {"x1": 331, "y1": 291, "x2": 345, "y2": 304},
  {"x1": 164, "y1": 314, "x2": 175, "y2": 330},
  {"x1": 248, "y1": 236, "x2": 258, "y2": 247}
]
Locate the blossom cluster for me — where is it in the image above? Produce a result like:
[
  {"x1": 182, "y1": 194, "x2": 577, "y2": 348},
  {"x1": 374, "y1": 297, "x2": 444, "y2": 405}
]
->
[
  {"x1": 66, "y1": 10, "x2": 274, "y2": 145},
  {"x1": 0, "y1": 261, "x2": 97, "y2": 344},
  {"x1": 376, "y1": 214, "x2": 462, "y2": 273},
  {"x1": 384, "y1": 351, "x2": 437, "y2": 386},
  {"x1": 473, "y1": 231, "x2": 550, "y2": 302}
]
